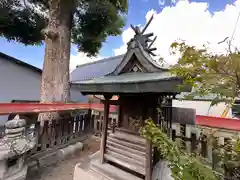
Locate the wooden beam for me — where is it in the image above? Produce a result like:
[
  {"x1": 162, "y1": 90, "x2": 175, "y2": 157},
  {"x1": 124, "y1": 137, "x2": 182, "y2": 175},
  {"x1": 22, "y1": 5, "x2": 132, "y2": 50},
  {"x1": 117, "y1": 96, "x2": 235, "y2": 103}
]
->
[
  {"x1": 145, "y1": 140, "x2": 152, "y2": 180},
  {"x1": 100, "y1": 97, "x2": 110, "y2": 164},
  {"x1": 88, "y1": 109, "x2": 93, "y2": 130},
  {"x1": 101, "y1": 99, "x2": 120, "y2": 105},
  {"x1": 117, "y1": 105, "x2": 122, "y2": 128},
  {"x1": 141, "y1": 14, "x2": 154, "y2": 34}
]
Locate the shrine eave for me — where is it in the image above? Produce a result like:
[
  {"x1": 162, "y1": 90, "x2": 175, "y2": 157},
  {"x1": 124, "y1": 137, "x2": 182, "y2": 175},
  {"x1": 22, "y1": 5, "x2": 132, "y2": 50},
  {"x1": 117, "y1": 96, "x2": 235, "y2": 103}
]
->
[{"x1": 71, "y1": 72, "x2": 191, "y2": 94}]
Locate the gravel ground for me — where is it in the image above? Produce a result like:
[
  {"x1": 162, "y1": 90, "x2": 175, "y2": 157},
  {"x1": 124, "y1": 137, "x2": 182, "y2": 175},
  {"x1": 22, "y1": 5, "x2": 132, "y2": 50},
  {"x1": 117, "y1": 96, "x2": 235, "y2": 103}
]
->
[{"x1": 26, "y1": 136, "x2": 100, "y2": 180}]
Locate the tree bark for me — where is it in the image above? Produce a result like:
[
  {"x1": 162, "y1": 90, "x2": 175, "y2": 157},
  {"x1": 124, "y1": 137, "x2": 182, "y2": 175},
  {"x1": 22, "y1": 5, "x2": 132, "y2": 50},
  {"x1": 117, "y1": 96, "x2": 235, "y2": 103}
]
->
[{"x1": 38, "y1": 0, "x2": 73, "y2": 121}]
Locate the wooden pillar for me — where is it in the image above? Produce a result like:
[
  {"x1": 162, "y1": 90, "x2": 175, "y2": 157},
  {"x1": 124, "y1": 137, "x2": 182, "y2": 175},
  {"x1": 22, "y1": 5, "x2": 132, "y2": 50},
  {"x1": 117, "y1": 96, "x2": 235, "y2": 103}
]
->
[
  {"x1": 88, "y1": 109, "x2": 92, "y2": 130},
  {"x1": 145, "y1": 140, "x2": 152, "y2": 180},
  {"x1": 145, "y1": 102, "x2": 156, "y2": 180},
  {"x1": 167, "y1": 95, "x2": 173, "y2": 138},
  {"x1": 94, "y1": 114, "x2": 98, "y2": 133},
  {"x1": 117, "y1": 96, "x2": 123, "y2": 128},
  {"x1": 207, "y1": 138, "x2": 213, "y2": 162},
  {"x1": 100, "y1": 95, "x2": 112, "y2": 164},
  {"x1": 117, "y1": 105, "x2": 122, "y2": 128},
  {"x1": 185, "y1": 126, "x2": 191, "y2": 152}
]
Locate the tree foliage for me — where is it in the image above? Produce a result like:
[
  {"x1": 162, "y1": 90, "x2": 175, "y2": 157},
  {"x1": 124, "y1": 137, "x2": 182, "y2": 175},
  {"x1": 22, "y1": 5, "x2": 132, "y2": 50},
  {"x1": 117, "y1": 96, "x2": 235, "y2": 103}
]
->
[
  {"x1": 168, "y1": 41, "x2": 240, "y2": 106},
  {"x1": 0, "y1": 0, "x2": 128, "y2": 56},
  {"x1": 0, "y1": 0, "x2": 46, "y2": 45},
  {"x1": 141, "y1": 119, "x2": 240, "y2": 180}
]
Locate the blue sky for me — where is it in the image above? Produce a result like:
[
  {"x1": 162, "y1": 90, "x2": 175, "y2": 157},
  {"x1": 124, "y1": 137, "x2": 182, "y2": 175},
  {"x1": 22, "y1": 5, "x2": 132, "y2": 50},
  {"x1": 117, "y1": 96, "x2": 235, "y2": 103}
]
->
[{"x1": 0, "y1": 0, "x2": 238, "y2": 69}]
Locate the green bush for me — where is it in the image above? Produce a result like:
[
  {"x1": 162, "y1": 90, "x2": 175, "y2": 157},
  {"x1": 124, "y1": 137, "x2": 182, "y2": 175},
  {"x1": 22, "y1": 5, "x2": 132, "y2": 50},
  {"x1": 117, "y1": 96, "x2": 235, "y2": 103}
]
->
[{"x1": 140, "y1": 119, "x2": 222, "y2": 180}]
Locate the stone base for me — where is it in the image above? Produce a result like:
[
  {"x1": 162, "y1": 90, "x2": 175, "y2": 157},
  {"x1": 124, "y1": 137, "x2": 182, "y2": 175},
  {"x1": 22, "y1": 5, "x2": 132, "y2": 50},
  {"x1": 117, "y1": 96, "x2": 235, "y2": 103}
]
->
[
  {"x1": 90, "y1": 159, "x2": 142, "y2": 180},
  {"x1": 152, "y1": 161, "x2": 173, "y2": 180},
  {"x1": 73, "y1": 151, "x2": 142, "y2": 180},
  {"x1": 5, "y1": 166, "x2": 28, "y2": 180},
  {"x1": 28, "y1": 142, "x2": 84, "y2": 170},
  {"x1": 73, "y1": 151, "x2": 104, "y2": 180},
  {"x1": 74, "y1": 164, "x2": 110, "y2": 180},
  {"x1": 57, "y1": 142, "x2": 84, "y2": 160},
  {"x1": 74, "y1": 153, "x2": 174, "y2": 180}
]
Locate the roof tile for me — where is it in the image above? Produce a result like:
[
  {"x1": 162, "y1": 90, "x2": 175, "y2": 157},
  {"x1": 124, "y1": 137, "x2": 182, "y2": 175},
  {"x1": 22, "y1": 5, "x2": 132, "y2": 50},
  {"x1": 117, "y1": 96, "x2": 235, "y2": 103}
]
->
[{"x1": 70, "y1": 55, "x2": 124, "y2": 82}]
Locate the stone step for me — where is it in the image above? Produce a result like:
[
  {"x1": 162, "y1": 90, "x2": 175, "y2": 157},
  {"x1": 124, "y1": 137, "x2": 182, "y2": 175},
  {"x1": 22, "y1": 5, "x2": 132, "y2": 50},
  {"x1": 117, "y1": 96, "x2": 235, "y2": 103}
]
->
[
  {"x1": 109, "y1": 132, "x2": 146, "y2": 146},
  {"x1": 107, "y1": 136, "x2": 146, "y2": 152},
  {"x1": 104, "y1": 153, "x2": 145, "y2": 176},
  {"x1": 89, "y1": 169, "x2": 112, "y2": 180},
  {"x1": 106, "y1": 140, "x2": 146, "y2": 157},
  {"x1": 115, "y1": 127, "x2": 140, "y2": 136},
  {"x1": 106, "y1": 149, "x2": 145, "y2": 167},
  {"x1": 91, "y1": 159, "x2": 143, "y2": 180},
  {"x1": 106, "y1": 145, "x2": 145, "y2": 162}
]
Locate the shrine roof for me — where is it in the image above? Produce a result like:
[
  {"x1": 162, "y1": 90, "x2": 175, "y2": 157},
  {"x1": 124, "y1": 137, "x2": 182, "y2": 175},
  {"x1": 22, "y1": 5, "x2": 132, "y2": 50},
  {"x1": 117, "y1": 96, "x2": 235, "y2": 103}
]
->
[
  {"x1": 72, "y1": 17, "x2": 191, "y2": 94},
  {"x1": 71, "y1": 72, "x2": 189, "y2": 94},
  {"x1": 73, "y1": 72, "x2": 174, "y2": 84}
]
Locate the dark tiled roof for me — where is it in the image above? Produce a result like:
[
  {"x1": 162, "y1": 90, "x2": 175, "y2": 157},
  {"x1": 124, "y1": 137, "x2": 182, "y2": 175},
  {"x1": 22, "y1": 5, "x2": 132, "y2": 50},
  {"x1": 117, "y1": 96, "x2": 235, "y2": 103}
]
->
[
  {"x1": 74, "y1": 72, "x2": 176, "y2": 84},
  {"x1": 0, "y1": 52, "x2": 42, "y2": 74},
  {"x1": 70, "y1": 55, "x2": 124, "y2": 82}
]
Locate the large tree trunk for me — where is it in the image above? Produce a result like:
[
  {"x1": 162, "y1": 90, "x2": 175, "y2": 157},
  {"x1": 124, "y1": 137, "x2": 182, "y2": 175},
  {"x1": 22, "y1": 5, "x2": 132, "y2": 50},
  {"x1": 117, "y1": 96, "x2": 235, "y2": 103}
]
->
[{"x1": 38, "y1": 0, "x2": 72, "y2": 121}]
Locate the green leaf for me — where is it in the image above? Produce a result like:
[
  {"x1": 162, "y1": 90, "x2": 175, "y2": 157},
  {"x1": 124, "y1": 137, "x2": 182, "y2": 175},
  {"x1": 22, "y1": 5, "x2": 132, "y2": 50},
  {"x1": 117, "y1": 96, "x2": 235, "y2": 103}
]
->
[{"x1": 140, "y1": 119, "x2": 222, "y2": 180}]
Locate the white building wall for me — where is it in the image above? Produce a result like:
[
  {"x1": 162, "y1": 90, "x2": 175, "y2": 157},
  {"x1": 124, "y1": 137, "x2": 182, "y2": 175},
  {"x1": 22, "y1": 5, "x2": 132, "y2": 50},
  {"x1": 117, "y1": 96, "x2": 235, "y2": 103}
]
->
[
  {"x1": 0, "y1": 57, "x2": 87, "y2": 124},
  {"x1": 0, "y1": 57, "x2": 42, "y2": 124},
  {"x1": 0, "y1": 57, "x2": 41, "y2": 103},
  {"x1": 70, "y1": 87, "x2": 88, "y2": 102},
  {"x1": 172, "y1": 100, "x2": 232, "y2": 118}
]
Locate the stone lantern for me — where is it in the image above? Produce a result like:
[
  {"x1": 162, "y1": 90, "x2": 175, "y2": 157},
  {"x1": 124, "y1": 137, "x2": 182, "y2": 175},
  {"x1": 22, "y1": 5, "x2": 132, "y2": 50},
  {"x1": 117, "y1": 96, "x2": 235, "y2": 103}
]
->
[{"x1": 0, "y1": 115, "x2": 36, "y2": 180}]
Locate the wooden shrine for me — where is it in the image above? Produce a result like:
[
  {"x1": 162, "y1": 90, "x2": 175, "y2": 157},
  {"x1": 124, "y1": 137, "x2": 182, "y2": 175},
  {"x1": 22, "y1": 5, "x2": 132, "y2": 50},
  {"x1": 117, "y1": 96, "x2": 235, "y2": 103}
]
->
[{"x1": 73, "y1": 16, "x2": 191, "y2": 180}]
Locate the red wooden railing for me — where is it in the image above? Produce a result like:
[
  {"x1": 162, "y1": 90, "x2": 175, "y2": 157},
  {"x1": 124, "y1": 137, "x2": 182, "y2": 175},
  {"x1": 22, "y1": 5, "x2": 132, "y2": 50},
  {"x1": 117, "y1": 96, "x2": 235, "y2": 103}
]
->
[
  {"x1": 196, "y1": 115, "x2": 240, "y2": 131},
  {"x1": 0, "y1": 103, "x2": 239, "y2": 131},
  {"x1": 0, "y1": 103, "x2": 117, "y2": 115}
]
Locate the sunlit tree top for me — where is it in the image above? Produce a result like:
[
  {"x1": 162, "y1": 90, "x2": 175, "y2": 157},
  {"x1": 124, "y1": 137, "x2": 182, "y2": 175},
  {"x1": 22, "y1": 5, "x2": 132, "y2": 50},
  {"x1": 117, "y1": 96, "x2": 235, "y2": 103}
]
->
[{"x1": 169, "y1": 41, "x2": 240, "y2": 106}]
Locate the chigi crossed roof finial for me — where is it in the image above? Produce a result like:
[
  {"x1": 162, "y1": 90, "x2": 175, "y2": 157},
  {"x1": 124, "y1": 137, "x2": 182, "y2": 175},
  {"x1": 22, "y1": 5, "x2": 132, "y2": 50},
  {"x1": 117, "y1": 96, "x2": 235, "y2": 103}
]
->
[{"x1": 128, "y1": 14, "x2": 157, "y2": 56}]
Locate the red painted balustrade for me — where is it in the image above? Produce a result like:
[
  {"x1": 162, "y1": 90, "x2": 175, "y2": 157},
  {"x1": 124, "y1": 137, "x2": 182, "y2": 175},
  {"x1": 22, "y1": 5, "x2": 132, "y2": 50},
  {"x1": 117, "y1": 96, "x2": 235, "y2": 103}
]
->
[
  {"x1": 0, "y1": 103, "x2": 239, "y2": 131},
  {"x1": 0, "y1": 103, "x2": 117, "y2": 115},
  {"x1": 196, "y1": 115, "x2": 240, "y2": 131}
]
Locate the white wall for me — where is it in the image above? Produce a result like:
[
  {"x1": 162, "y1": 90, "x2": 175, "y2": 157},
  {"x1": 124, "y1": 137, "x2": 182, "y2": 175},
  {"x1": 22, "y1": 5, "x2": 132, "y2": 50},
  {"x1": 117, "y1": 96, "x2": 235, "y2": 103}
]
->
[
  {"x1": 0, "y1": 57, "x2": 87, "y2": 124},
  {"x1": 70, "y1": 87, "x2": 88, "y2": 102},
  {"x1": 172, "y1": 100, "x2": 232, "y2": 118},
  {"x1": 0, "y1": 57, "x2": 42, "y2": 103},
  {"x1": 0, "y1": 57, "x2": 42, "y2": 124}
]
